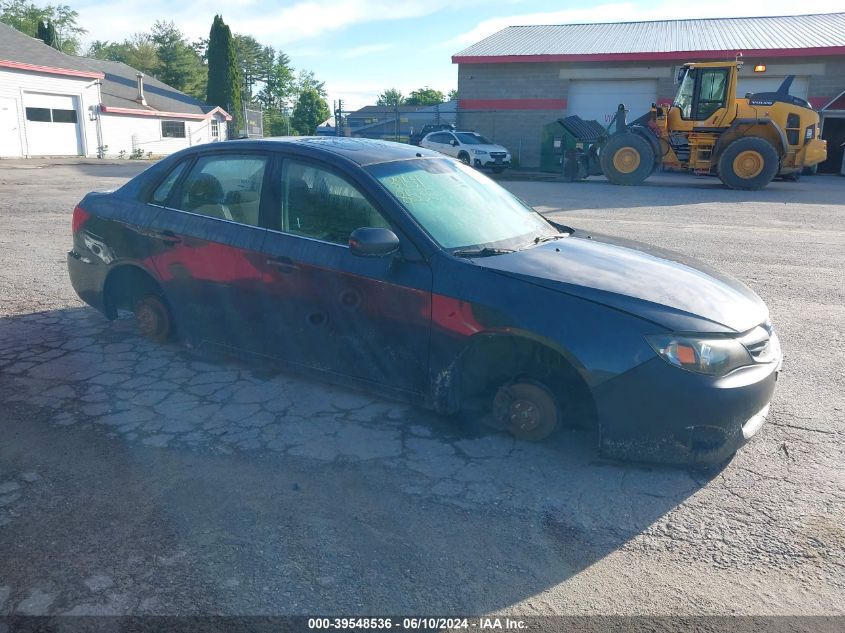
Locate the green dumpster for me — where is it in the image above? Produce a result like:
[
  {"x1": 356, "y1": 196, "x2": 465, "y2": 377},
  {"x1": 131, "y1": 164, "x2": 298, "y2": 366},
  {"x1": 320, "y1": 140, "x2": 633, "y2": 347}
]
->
[{"x1": 540, "y1": 116, "x2": 606, "y2": 173}]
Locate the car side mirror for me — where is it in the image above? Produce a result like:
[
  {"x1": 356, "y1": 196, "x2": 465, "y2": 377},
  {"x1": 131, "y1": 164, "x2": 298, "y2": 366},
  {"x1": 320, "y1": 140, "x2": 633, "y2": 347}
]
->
[
  {"x1": 349, "y1": 227, "x2": 400, "y2": 257},
  {"x1": 450, "y1": 140, "x2": 458, "y2": 146}
]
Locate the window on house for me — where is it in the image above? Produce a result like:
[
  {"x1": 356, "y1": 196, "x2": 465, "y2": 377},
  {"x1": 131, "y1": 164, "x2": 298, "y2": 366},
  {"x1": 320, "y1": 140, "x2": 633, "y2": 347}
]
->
[
  {"x1": 51, "y1": 109, "x2": 78, "y2": 123},
  {"x1": 161, "y1": 121, "x2": 186, "y2": 138},
  {"x1": 25, "y1": 108, "x2": 51, "y2": 122},
  {"x1": 211, "y1": 119, "x2": 219, "y2": 139}
]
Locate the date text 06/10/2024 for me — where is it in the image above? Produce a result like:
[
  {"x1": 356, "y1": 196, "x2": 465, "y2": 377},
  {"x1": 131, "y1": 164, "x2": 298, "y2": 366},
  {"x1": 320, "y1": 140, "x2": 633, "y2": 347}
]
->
[{"x1": 307, "y1": 617, "x2": 527, "y2": 630}]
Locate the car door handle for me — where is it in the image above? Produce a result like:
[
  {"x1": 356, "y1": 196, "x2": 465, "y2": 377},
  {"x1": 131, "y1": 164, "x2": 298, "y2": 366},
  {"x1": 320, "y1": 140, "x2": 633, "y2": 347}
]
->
[
  {"x1": 154, "y1": 230, "x2": 182, "y2": 245},
  {"x1": 265, "y1": 256, "x2": 299, "y2": 273}
]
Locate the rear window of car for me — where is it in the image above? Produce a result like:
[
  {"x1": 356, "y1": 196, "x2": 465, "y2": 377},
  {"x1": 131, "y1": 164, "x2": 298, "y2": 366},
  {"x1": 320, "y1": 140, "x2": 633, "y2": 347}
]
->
[{"x1": 151, "y1": 161, "x2": 189, "y2": 206}]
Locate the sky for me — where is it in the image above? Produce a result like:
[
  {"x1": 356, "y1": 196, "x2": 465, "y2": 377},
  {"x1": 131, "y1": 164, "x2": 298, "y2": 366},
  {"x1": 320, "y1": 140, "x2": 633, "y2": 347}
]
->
[{"x1": 65, "y1": 0, "x2": 844, "y2": 110}]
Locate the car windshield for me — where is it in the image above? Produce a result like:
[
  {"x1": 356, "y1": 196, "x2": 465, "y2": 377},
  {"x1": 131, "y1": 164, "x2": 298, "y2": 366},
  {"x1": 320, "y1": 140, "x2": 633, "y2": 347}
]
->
[
  {"x1": 368, "y1": 158, "x2": 555, "y2": 250},
  {"x1": 455, "y1": 133, "x2": 491, "y2": 145}
]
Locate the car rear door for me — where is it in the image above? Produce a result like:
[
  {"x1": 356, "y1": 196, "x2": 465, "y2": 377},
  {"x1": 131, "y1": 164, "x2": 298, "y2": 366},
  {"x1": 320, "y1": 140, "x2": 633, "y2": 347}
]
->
[
  {"x1": 145, "y1": 151, "x2": 271, "y2": 353},
  {"x1": 258, "y1": 155, "x2": 432, "y2": 393}
]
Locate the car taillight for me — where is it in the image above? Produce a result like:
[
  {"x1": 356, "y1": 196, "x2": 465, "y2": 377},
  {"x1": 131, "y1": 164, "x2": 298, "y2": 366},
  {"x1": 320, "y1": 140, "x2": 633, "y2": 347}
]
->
[{"x1": 72, "y1": 205, "x2": 91, "y2": 234}]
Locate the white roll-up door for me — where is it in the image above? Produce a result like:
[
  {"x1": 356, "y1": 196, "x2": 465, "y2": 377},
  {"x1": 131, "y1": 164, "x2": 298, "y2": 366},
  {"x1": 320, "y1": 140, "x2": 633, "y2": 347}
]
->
[
  {"x1": 567, "y1": 79, "x2": 658, "y2": 126},
  {"x1": 23, "y1": 93, "x2": 83, "y2": 156}
]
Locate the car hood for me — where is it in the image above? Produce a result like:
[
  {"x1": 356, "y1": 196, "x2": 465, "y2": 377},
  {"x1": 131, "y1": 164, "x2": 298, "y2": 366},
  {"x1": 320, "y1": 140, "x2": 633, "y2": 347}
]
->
[{"x1": 473, "y1": 232, "x2": 768, "y2": 333}]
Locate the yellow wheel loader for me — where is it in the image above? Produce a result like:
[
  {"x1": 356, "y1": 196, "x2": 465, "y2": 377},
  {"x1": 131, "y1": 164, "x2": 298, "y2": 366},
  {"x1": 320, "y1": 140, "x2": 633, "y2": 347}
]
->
[{"x1": 591, "y1": 61, "x2": 827, "y2": 190}]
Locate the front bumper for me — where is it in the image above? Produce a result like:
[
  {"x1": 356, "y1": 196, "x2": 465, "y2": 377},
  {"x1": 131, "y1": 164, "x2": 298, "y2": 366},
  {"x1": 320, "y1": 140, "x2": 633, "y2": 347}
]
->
[
  {"x1": 474, "y1": 157, "x2": 511, "y2": 170},
  {"x1": 593, "y1": 355, "x2": 780, "y2": 465},
  {"x1": 802, "y1": 138, "x2": 827, "y2": 169}
]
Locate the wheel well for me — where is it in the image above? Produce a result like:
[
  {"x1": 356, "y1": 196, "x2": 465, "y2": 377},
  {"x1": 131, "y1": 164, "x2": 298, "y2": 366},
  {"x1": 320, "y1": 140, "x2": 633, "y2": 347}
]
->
[
  {"x1": 457, "y1": 334, "x2": 597, "y2": 428},
  {"x1": 714, "y1": 121, "x2": 786, "y2": 160},
  {"x1": 628, "y1": 126, "x2": 661, "y2": 164},
  {"x1": 102, "y1": 265, "x2": 162, "y2": 319}
]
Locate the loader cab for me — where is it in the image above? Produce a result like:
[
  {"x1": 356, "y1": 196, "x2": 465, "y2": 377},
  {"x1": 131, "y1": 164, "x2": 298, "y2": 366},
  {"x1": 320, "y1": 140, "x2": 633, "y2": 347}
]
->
[{"x1": 669, "y1": 62, "x2": 739, "y2": 131}]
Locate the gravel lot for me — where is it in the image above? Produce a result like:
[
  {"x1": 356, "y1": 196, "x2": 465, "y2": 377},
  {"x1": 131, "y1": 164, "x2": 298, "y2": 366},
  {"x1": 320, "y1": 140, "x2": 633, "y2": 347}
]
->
[{"x1": 0, "y1": 160, "x2": 843, "y2": 618}]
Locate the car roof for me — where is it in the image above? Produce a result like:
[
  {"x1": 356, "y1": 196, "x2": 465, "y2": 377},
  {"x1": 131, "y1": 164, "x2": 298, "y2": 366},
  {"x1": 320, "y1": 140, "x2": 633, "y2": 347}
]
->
[{"x1": 197, "y1": 137, "x2": 444, "y2": 167}]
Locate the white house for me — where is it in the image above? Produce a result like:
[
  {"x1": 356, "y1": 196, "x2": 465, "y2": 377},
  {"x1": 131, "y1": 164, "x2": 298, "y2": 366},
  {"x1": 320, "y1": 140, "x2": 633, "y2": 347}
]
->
[{"x1": 0, "y1": 22, "x2": 231, "y2": 159}]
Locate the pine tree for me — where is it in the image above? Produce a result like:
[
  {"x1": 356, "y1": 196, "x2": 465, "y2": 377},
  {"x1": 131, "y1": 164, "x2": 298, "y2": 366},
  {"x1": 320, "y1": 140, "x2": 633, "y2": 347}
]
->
[
  {"x1": 37, "y1": 20, "x2": 58, "y2": 49},
  {"x1": 206, "y1": 15, "x2": 242, "y2": 137}
]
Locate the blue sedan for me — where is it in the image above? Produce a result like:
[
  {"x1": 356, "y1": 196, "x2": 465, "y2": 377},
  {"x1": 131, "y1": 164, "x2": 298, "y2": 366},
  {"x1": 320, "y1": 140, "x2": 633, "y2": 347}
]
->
[{"x1": 67, "y1": 138, "x2": 781, "y2": 464}]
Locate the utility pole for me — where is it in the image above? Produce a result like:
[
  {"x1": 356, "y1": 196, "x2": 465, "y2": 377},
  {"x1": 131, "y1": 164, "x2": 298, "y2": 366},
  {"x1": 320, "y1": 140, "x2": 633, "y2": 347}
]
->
[{"x1": 335, "y1": 99, "x2": 344, "y2": 136}]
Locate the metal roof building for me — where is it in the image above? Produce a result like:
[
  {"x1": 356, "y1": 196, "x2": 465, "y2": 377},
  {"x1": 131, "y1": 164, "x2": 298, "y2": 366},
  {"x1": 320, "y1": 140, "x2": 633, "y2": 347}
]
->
[
  {"x1": 454, "y1": 14, "x2": 845, "y2": 60},
  {"x1": 452, "y1": 13, "x2": 845, "y2": 172}
]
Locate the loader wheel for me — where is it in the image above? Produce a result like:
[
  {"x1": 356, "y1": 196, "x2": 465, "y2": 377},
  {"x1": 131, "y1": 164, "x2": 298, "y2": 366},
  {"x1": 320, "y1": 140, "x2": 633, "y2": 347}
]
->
[
  {"x1": 600, "y1": 133, "x2": 655, "y2": 185},
  {"x1": 718, "y1": 137, "x2": 779, "y2": 190}
]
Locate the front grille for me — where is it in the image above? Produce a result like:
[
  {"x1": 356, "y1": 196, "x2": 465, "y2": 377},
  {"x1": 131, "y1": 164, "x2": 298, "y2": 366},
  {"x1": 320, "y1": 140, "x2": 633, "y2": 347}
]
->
[
  {"x1": 489, "y1": 152, "x2": 507, "y2": 158},
  {"x1": 738, "y1": 321, "x2": 779, "y2": 363}
]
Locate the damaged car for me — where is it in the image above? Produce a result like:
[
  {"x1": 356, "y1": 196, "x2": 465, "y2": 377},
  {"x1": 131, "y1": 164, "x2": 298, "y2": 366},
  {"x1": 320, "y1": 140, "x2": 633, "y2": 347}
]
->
[{"x1": 68, "y1": 137, "x2": 782, "y2": 464}]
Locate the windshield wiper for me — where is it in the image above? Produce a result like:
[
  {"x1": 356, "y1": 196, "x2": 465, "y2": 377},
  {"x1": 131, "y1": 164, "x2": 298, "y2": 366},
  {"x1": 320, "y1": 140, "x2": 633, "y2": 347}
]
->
[
  {"x1": 519, "y1": 233, "x2": 568, "y2": 250},
  {"x1": 452, "y1": 247, "x2": 516, "y2": 258}
]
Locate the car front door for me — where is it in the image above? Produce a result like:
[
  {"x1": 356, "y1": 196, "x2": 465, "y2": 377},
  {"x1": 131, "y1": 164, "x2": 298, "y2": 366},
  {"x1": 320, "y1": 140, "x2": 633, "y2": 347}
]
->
[
  {"x1": 146, "y1": 151, "x2": 270, "y2": 353},
  {"x1": 258, "y1": 156, "x2": 432, "y2": 393}
]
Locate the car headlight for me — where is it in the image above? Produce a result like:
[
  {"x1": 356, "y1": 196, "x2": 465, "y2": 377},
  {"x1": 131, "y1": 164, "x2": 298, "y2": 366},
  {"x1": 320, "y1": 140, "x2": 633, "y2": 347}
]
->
[
  {"x1": 472, "y1": 150, "x2": 488, "y2": 155},
  {"x1": 646, "y1": 334, "x2": 753, "y2": 376}
]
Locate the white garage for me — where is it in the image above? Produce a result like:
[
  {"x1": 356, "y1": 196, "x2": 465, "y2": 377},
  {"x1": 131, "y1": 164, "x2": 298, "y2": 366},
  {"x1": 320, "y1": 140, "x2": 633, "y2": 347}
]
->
[
  {"x1": 22, "y1": 92, "x2": 83, "y2": 156},
  {"x1": 567, "y1": 79, "x2": 658, "y2": 125},
  {"x1": 1, "y1": 21, "x2": 230, "y2": 159}
]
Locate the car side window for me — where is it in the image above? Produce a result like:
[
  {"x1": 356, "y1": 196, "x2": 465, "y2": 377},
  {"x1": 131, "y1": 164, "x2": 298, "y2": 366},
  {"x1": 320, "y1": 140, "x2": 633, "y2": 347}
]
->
[
  {"x1": 150, "y1": 161, "x2": 188, "y2": 206},
  {"x1": 430, "y1": 133, "x2": 446, "y2": 144},
  {"x1": 278, "y1": 160, "x2": 390, "y2": 245},
  {"x1": 176, "y1": 154, "x2": 268, "y2": 226}
]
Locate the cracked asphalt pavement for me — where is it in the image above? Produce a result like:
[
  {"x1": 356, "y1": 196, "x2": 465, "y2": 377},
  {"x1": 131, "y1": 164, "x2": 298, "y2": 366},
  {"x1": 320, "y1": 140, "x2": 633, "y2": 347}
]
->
[{"x1": 0, "y1": 161, "x2": 843, "y2": 616}]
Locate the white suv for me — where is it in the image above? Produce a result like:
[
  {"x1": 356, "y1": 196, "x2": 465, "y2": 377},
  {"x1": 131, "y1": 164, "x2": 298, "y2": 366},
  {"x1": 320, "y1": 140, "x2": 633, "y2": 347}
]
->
[{"x1": 420, "y1": 130, "x2": 512, "y2": 173}]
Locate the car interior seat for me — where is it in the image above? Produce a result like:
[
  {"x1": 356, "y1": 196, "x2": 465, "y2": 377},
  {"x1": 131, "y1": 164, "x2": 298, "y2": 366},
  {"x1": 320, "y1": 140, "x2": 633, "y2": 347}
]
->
[{"x1": 184, "y1": 173, "x2": 233, "y2": 221}]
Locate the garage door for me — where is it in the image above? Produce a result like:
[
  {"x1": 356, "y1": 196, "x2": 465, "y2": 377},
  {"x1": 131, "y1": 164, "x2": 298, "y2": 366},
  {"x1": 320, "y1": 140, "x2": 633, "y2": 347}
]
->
[
  {"x1": 23, "y1": 93, "x2": 82, "y2": 156},
  {"x1": 738, "y1": 76, "x2": 809, "y2": 100},
  {"x1": 567, "y1": 80, "x2": 657, "y2": 126}
]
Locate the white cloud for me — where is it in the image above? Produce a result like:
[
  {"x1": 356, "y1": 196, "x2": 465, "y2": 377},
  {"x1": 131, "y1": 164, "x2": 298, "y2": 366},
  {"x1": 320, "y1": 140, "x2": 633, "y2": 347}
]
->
[
  {"x1": 72, "y1": 0, "x2": 474, "y2": 46},
  {"x1": 448, "y1": 0, "x2": 845, "y2": 51},
  {"x1": 341, "y1": 43, "x2": 394, "y2": 58},
  {"x1": 231, "y1": 0, "x2": 491, "y2": 45}
]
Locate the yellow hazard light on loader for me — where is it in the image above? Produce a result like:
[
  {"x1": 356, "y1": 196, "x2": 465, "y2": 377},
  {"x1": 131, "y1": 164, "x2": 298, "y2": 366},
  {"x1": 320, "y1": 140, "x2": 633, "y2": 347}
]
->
[{"x1": 754, "y1": 64, "x2": 766, "y2": 72}]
